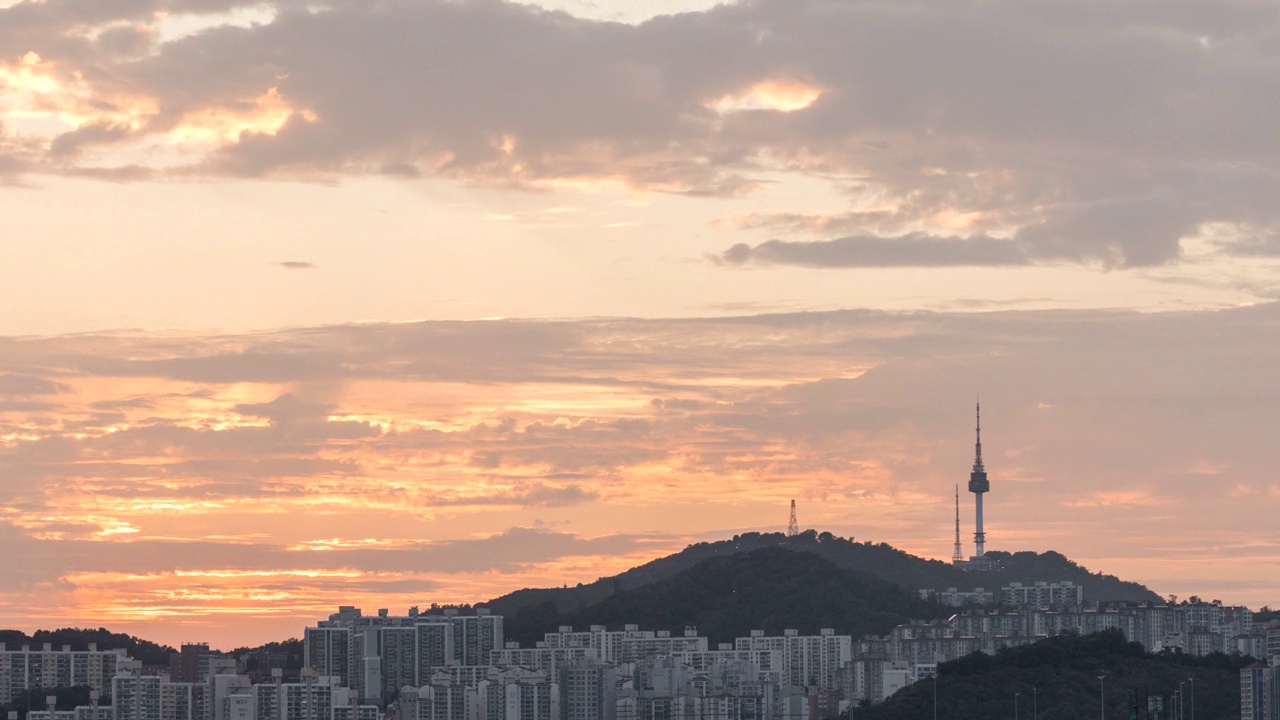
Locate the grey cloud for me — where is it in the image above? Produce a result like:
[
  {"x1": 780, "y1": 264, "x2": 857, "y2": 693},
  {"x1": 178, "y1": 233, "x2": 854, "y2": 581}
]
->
[
  {"x1": 250, "y1": 577, "x2": 441, "y2": 595},
  {"x1": 0, "y1": 373, "x2": 68, "y2": 396},
  {"x1": 716, "y1": 233, "x2": 1030, "y2": 268},
  {"x1": 90, "y1": 397, "x2": 156, "y2": 410},
  {"x1": 432, "y1": 483, "x2": 599, "y2": 509},
  {"x1": 234, "y1": 393, "x2": 333, "y2": 423},
  {"x1": 441, "y1": 416, "x2": 665, "y2": 474},
  {"x1": 4, "y1": 307, "x2": 1280, "y2": 515},
  {"x1": 10, "y1": 0, "x2": 1280, "y2": 265},
  {"x1": 1013, "y1": 197, "x2": 1202, "y2": 268},
  {"x1": 65, "y1": 165, "x2": 157, "y2": 181},
  {"x1": 105, "y1": 350, "x2": 352, "y2": 383},
  {"x1": 0, "y1": 521, "x2": 669, "y2": 581},
  {"x1": 1216, "y1": 230, "x2": 1280, "y2": 258},
  {"x1": 169, "y1": 457, "x2": 364, "y2": 481},
  {"x1": 49, "y1": 122, "x2": 136, "y2": 158},
  {"x1": 278, "y1": 261, "x2": 316, "y2": 269},
  {"x1": 94, "y1": 23, "x2": 156, "y2": 57}
]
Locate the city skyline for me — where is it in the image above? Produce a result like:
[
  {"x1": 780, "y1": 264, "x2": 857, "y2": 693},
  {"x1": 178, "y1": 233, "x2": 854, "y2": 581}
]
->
[{"x1": 3, "y1": 0, "x2": 1280, "y2": 648}]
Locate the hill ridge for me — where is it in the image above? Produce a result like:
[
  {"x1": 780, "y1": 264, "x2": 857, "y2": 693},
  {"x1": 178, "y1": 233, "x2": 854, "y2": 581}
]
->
[
  {"x1": 500, "y1": 545, "x2": 952, "y2": 645},
  {"x1": 482, "y1": 530, "x2": 1161, "y2": 621}
]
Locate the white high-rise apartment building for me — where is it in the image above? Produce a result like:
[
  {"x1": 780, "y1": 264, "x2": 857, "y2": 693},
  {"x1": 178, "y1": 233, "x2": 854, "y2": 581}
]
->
[
  {"x1": 252, "y1": 683, "x2": 280, "y2": 720},
  {"x1": 734, "y1": 629, "x2": 851, "y2": 690},
  {"x1": 1001, "y1": 582, "x2": 1084, "y2": 607},
  {"x1": 539, "y1": 625, "x2": 662, "y2": 665},
  {"x1": 448, "y1": 613, "x2": 503, "y2": 668},
  {"x1": 396, "y1": 684, "x2": 468, "y2": 720},
  {"x1": 304, "y1": 629, "x2": 353, "y2": 689},
  {"x1": 307, "y1": 607, "x2": 505, "y2": 705},
  {"x1": 495, "y1": 681, "x2": 557, "y2": 720},
  {"x1": 210, "y1": 674, "x2": 251, "y2": 720},
  {"x1": 487, "y1": 647, "x2": 591, "y2": 676},
  {"x1": 280, "y1": 677, "x2": 337, "y2": 720},
  {"x1": 557, "y1": 658, "x2": 616, "y2": 720},
  {"x1": 223, "y1": 692, "x2": 256, "y2": 720},
  {"x1": 159, "y1": 682, "x2": 208, "y2": 720},
  {"x1": 75, "y1": 708, "x2": 113, "y2": 720},
  {"x1": 27, "y1": 712, "x2": 75, "y2": 720},
  {"x1": 0, "y1": 644, "x2": 131, "y2": 704},
  {"x1": 617, "y1": 631, "x2": 706, "y2": 663},
  {"x1": 1241, "y1": 664, "x2": 1275, "y2": 720},
  {"x1": 414, "y1": 624, "x2": 454, "y2": 684},
  {"x1": 379, "y1": 628, "x2": 417, "y2": 701},
  {"x1": 680, "y1": 647, "x2": 782, "y2": 676},
  {"x1": 218, "y1": 675, "x2": 377, "y2": 720},
  {"x1": 114, "y1": 674, "x2": 162, "y2": 720}
]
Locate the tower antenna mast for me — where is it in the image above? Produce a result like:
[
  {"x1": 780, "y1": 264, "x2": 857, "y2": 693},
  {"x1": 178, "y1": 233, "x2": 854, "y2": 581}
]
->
[{"x1": 788, "y1": 499, "x2": 798, "y2": 537}]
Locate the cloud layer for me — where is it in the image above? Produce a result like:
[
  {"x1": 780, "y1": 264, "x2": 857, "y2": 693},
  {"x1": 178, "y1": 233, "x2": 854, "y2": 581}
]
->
[
  {"x1": 2, "y1": 306, "x2": 1279, "y2": 643},
  {"x1": 5, "y1": 0, "x2": 1280, "y2": 268}
]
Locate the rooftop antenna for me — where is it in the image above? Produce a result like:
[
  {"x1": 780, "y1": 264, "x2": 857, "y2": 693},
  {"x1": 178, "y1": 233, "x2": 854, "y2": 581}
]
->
[
  {"x1": 787, "y1": 499, "x2": 798, "y2": 537},
  {"x1": 952, "y1": 484, "x2": 964, "y2": 564}
]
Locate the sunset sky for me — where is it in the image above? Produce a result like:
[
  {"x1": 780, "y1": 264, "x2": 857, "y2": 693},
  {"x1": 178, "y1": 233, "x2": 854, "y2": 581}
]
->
[{"x1": 3, "y1": 0, "x2": 1280, "y2": 649}]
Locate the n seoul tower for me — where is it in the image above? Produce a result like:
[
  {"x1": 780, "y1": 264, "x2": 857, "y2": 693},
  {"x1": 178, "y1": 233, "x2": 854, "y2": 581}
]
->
[{"x1": 968, "y1": 402, "x2": 990, "y2": 559}]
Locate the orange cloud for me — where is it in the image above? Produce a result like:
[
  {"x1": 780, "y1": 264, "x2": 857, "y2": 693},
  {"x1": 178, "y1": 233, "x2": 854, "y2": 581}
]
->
[
  {"x1": 170, "y1": 88, "x2": 316, "y2": 144},
  {"x1": 710, "y1": 79, "x2": 823, "y2": 114},
  {"x1": 1062, "y1": 490, "x2": 1169, "y2": 509},
  {"x1": 3, "y1": 312, "x2": 1280, "y2": 643}
]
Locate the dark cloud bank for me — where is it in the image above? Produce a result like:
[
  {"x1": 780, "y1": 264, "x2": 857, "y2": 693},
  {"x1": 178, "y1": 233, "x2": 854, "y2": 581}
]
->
[{"x1": 4, "y1": 0, "x2": 1280, "y2": 267}]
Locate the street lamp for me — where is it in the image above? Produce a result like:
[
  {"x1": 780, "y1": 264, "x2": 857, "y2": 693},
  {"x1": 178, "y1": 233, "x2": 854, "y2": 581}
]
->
[
  {"x1": 1179, "y1": 682, "x2": 1185, "y2": 720},
  {"x1": 932, "y1": 671, "x2": 938, "y2": 720},
  {"x1": 1015, "y1": 691, "x2": 1021, "y2": 720},
  {"x1": 1188, "y1": 677, "x2": 1194, "y2": 720},
  {"x1": 1033, "y1": 686, "x2": 1038, "y2": 720},
  {"x1": 1098, "y1": 675, "x2": 1106, "y2": 720}
]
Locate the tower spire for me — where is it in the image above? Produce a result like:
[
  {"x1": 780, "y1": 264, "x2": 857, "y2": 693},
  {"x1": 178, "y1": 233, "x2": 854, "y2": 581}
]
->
[
  {"x1": 968, "y1": 399, "x2": 990, "y2": 559},
  {"x1": 973, "y1": 400, "x2": 984, "y2": 471},
  {"x1": 952, "y1": 484, "x2": 963, "y2": 564},
  {"x1": 787, "y1": 499, "x2": 798, "y2": 537}
]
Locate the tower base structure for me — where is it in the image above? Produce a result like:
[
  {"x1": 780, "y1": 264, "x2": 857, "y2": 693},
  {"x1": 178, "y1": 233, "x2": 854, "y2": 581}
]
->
[{"x1": 958, "y1": 554, "x2": 996, "y2": 571}]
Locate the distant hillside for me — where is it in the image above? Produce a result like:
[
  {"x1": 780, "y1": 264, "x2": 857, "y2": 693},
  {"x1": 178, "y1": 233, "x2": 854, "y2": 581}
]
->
[
  {"x1": 483, "y1": 531, "x2": 1161, "y2": 621},
  {"x1": 0, "y1": 628, "x2": 175, "y2": 665},
  {"x1": 858, "y1": 630, "x2": 1249, "y2": 720},
  {"x1": 0, "y1": 687, "x2": 97, "y2": 720},
  {"x1": 501, "y1": 546, "x2": 951, "y2": 645}
]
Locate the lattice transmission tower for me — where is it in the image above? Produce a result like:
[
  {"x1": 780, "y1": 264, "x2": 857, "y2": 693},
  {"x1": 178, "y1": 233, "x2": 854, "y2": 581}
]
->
[
  {"x1": 952, "y1": 484, "x2": 964, "y2": 563},
  {"x1": 787, "y1": 499, "x2": 798, "y2": 536}
]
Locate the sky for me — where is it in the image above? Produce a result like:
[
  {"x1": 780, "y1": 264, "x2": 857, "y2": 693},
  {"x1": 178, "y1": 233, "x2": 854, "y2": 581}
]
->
[{"x1": 2, "y1": 0, "x2": 1280, "y2": 648}]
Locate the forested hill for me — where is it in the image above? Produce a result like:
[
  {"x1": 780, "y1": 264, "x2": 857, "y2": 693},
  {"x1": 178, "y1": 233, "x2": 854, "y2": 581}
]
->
[
  {"x1": 858, "y1": 630, "x2": 1249, "y2": 720},
  {"x1": 0, "y1": 630, "x2": 303, "y2": 669},
  {"x1": 500, "y1": 546, "x2": 951, "y2": 646},
  {"x1": 0, "y1": 628, "x2": 175, "y2": 665},
  {"x1": 483, "y1": 531, "x2": 1161, "y2": 619}
]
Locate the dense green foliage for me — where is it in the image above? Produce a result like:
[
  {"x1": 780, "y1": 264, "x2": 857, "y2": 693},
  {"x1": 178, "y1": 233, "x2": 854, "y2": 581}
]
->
[
  {"x1": 1253, "y1": 606, "x2": 1279, "y2": 623},
  {"x1": 0, "y1": 628, "x2": 174, "y2": 665},
  {"x1": 485, "y1": 531, "x2": 1160, "y2": 620},
  {"x1": 0, "y1": 629, "x2": 306, "y2": 672},
  {"x1": 227, "y1": 638, "x2": 304, "y2": 669},
  {"x1": 503, "y1": 546, "x2": 951, "y2": 645},
  {"x1": 0, "y1": 686, "x2": 101, "y2": 720},
  {"x1": 851, "y1": 631, "x2": 1249, "y2": 720}
]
